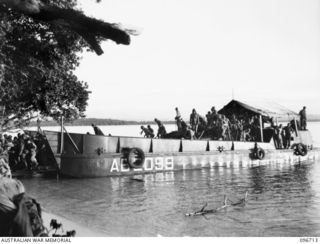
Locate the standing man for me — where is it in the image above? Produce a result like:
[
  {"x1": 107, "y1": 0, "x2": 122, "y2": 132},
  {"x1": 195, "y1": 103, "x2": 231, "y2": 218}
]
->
[
  {"x1": 282, "y1": 123, "x2": 292, "y2": 149},
  {"x1": 175, "y1": 107, "x2": 182, "y2": 131},
  {"x1": 277, "y1": 124, "x2": 284, "y2": 149},
  {"x1": 206, "y1": 111, "x2": 212, "y2": 127},
  {"x1": 25, "y1": 138, "x2": 38, "y2": 170},
  {"x1": 189, "y1": 109, "x2": 200, "y2": 134},
  {"x1": 210, "y1": 107, "x2": 219, "y2": 126},
  {"x1": 299, "y1": 106, "x2": 307, "y2": 130}
]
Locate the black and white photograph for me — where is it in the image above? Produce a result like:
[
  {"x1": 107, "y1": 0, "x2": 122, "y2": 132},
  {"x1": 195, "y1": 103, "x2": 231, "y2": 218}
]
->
[{"x1": 0, "y1": 0, "x2": 320, "y2": 241}]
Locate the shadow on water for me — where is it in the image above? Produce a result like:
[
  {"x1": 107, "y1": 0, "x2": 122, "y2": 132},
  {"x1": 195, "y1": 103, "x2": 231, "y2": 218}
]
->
[{"x1": 20, "y1": 159, "x2": 320, "y2": 237}]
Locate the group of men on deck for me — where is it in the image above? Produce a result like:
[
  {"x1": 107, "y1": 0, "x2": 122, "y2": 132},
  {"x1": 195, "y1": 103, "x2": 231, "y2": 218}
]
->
[
  {"x1": 272, "y1": 123, "x2": 294, "y2": 149},
  {"x1": 140, "y1": 119, "x2": 167, "y2": 138},
  {"x1": 266, "y1": 106, "x2": 307, "y2": 149},
  {"x1": 140, "y1": 106, "x2": 308, "y2": 144},
  {"x1": 173, "y1": 106, "x2": 266, "y2": 141},
  {"x1": 140, "y1": 106, "x2": 261, "y2": 140},
  {"x1": 140, "y1": 125, "x2": 155, "y2": 138}
]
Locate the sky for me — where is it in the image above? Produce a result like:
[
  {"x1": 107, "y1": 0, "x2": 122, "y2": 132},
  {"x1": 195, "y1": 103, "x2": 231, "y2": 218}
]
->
[{"x1": 75, "y1": 0, "x2": 320, "y2": 121}]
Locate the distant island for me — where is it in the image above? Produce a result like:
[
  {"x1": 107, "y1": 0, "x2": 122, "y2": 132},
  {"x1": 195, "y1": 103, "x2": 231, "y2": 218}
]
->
[
  {"x1": 29, "y1": 114, "x2": 320, "y2": 127},
  {"x1": 30, "y1": 118, "x2": 175, "y2": 127},
  {"x1": 308, "y1": 114, "x2": 320, "y2": 121},
  {"x1": 279, "y1": 114, "x2": 320, "y2": 122}
]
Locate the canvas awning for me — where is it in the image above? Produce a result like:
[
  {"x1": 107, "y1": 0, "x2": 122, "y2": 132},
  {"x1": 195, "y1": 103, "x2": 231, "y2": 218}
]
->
[{"x1": 218, "y1": 99, "x2": 298, "y2": 119}]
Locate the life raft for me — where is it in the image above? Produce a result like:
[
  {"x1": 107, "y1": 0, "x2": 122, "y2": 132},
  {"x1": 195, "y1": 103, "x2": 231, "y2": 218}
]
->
[
  {"x1": 250, "y1": 142, "x2": 266, "y2": 160},
  {"x1": 123, "y1": 147, "x2": 145, "y2": 169},
  {"x1": 253, "y1": 147, "x2": 265, "y2": 160},
  {"x1": 293, "y1": 143, "x2": 308, "y2": 156}
]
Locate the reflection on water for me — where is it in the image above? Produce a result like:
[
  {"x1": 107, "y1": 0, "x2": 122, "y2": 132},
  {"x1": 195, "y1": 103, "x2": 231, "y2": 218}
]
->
[{"x1": 21, "y1": 159, "x2": 320, "y2": 236}]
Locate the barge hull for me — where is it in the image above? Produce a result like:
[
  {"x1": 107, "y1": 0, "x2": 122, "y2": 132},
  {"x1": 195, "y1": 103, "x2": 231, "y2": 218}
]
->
[
  {"x1": 40, "y1": 130, "x2": 319, "y2": 178},
  {"x1": 60, "y1": 150, "x2": 320, "y2": 178}
]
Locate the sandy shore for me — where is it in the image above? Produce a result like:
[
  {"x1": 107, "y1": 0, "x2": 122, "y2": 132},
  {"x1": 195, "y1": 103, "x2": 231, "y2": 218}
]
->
[{"x1": 42, "y1": 212, "x2": 106, "y2": 237}]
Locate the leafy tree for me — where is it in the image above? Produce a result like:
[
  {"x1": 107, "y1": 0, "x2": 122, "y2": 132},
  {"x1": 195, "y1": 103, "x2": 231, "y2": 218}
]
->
[{"x1": 0, "y1": 0, "x2": 132, "y2": 130}]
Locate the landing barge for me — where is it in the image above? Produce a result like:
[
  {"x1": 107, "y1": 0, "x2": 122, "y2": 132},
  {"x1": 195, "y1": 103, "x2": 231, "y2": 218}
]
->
[{"x1": 35, "y1": 100, "x2": 320, "y2": 178}]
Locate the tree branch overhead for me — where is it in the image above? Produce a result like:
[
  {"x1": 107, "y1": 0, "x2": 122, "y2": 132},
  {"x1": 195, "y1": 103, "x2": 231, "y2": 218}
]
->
[{"x1": 0, "y1": 0, "x2": 133, "y2": 55}]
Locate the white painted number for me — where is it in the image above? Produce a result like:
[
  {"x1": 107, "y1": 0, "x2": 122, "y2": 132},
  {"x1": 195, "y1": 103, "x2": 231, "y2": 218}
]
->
[{"x1": 110, "y1": 157, "x2": 174, "y2": 173}]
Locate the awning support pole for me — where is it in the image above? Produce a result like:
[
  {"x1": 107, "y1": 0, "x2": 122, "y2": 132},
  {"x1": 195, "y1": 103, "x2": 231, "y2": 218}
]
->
[
  {"x1": 259, "y1": 115, "x2": 264, "y2": 142},
  {"x1": 60, "y1": 116, "x2": 64, "y2": 154},
  {"x1": 294, "y1": 118, "x2": 298, "y2": 136}
]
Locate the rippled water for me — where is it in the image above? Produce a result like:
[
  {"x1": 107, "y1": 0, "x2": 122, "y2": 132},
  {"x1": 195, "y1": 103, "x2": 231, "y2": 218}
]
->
[
  {"x1": 20, "y1": 122, "x2": 320, "y2": 236},
  {"x1": 21, "y1": 162, "x2": 320, "y2": 237}
]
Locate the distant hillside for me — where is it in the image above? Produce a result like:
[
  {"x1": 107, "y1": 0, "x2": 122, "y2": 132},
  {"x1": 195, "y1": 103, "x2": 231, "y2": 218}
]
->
[
  {"x1": 29, "y1": 114, "x2": 320, "y2": 127},
  {"x1": 278, "y1": 114, "x2": 320, "y2": 122},
  {"x1": 308, "y1": 114, "x2": 320, "y2": 121},
  {"x1": 30, "y1": 118, "x2": 175, "y2": 127}
]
